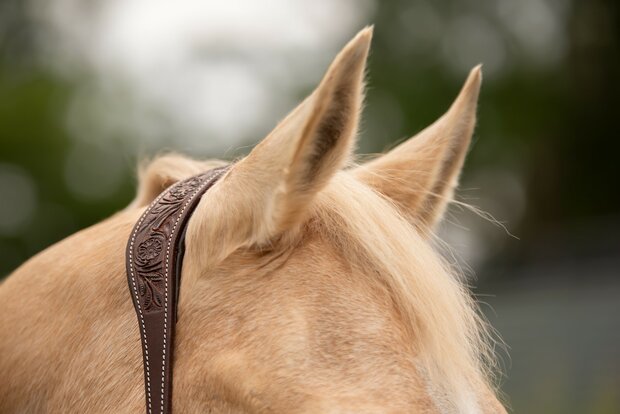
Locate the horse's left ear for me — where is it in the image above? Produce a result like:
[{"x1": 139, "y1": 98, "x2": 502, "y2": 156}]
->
[
  {"x1": 355, "y1": 66, "x2": 482, "y2": 233},
  {"x1": 129, "y1": 154, "x2": 227, "y2": 208}
]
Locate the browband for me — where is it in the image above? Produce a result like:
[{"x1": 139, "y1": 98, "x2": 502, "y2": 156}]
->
[{"x1": 126, "y1": 166, "x2": 229, "y2": 414}]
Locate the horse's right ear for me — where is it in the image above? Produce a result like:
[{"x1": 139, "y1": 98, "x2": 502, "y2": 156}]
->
[{"x1": 185, "y1": 27, "x2": 372, "y2": 269}]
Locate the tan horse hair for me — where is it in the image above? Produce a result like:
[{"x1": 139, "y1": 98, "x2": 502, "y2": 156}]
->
[
  {"x1": 312, "y1": 171, "x2": 499, "y2": 409},
  {"x1": 0, "y1": 27, "x2": 507, "y2": 413}
]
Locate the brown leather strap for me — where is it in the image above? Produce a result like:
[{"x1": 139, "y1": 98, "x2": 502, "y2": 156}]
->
[{"x1": 126, "y1": 166, "x2": 228, "y2": 414}]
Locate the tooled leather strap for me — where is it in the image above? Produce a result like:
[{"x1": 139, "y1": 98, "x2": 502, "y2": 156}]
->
[{"x1": 126, "y1": 166, "x2": 229, "y2": 414}]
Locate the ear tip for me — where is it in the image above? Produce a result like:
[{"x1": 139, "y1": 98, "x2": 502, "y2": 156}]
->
[
  {"x1": 360, "y1": 25, "x2": 375, "y2": 37},
  {"x1": 468, "y1": 64, "x2": 483, "y2": 87},
  {"x1": 325, "y1": 26, "x2": 372, "y2": 80},
  {"x1": 440, "y1": 65, "x2": 482, "y2": 119},
  {"x1": 472, "y1": 64, "x2": 483, "y2": 82},
  {"x1": 456, "y1": 65, "x2": 482, "y2": 106},
  {"x1": 349, "y1": 26, "x2": 374, "y2": 54}
]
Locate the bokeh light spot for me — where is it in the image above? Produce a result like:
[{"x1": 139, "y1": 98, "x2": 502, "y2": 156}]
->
[
  {"x1": 0, "y1": 163, "x2": 38, "y2": 236},
  {"x1": 63, "y1": 141, "x2": 126, "y2": 201}
]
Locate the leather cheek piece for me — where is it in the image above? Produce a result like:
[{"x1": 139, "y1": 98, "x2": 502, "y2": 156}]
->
[{"x1": 126, "y1": 165, "x2": 229, "y2": 414}]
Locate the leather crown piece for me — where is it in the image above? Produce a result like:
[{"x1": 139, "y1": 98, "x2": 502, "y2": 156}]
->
[{"x1": 126, "y1": 165, "x2": 229, "y2": 414}]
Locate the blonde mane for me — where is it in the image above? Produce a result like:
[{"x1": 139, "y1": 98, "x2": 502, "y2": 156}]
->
[{"x1": 313, "y1": 170, "x2": 497, "y2": 410}]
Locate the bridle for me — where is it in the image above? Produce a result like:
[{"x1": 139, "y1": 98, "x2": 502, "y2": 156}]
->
[{"x1": 125, "y1": 166, "x2": 230, "y2": 414}]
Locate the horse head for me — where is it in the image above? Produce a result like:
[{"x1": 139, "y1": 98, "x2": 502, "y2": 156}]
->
[{"x1": 0, "y1": 28, "x2": 505, "y2": 413}]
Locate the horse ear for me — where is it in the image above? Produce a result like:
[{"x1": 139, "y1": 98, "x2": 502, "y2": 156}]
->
[
  {"x1": 130, "y1": 154, "x2": 227, "y2": 208},
  {"x1": 245, "y1": 26, "x2": 372, "y2": 233},
  {"x1": 185, "y1": 28, "x2": 371, "y2": 268},
  {"x1": 355, "y1": 66, "x2": 482, "y2": 233}
]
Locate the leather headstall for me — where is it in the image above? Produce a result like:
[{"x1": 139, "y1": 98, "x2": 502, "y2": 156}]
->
[{"x1": 126, "y1": 165, "x2": 229, "y2": 414}]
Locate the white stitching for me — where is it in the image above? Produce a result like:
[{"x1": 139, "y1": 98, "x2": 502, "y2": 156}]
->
[
  {"x1": 160, "y1": 169, "x2": 222, "y2": 410},
  {"x1": 130, "y1": 168, "x2": 224, "y2": 413},
  {"x1": 129, "y1": 191, "x2": 167, "y2": 414}
]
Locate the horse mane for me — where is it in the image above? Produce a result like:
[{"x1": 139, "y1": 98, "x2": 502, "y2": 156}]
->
[
  {"x1": 139, "y1": 153, "x2": 498, "y2": 409},
  {"x1": 313, "y1": 169, "x2": 498, "y2": 410}
]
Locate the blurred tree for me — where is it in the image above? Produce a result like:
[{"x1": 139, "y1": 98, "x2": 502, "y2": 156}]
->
[
  {"x1": 1, "y1": 0, "x2": 619, "y2": 275},
  {"x1": 0, "y1": 0, "x2": 134, "y2": 273}
]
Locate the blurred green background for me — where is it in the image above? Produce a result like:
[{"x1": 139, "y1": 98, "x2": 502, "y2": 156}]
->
[{"x1": 1, "y1": 0, "x2": 618, "y2": 412}]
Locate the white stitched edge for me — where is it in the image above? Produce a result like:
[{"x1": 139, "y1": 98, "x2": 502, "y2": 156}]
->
[
  {"x1": 129, "y1": 190, "x2": 168, "y2": 414},
  {"x1": 130, "y1": 168, "x2": 224, "y2": 413},
  {"x1": 159, "y1": 169, "x2": 223, "y2": 411}
]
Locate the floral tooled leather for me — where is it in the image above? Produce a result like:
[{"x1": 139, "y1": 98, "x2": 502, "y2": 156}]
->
[{"x1": 126, "y1": 165, "x2": 229, "y2": 414}]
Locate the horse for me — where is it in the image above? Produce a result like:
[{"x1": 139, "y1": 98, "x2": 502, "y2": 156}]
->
[{"x1": 0, "y1": 27, "x2": 506, "y2": 413}]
